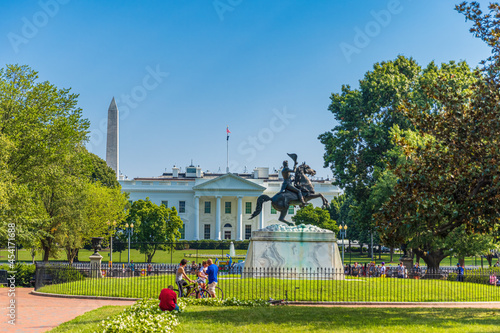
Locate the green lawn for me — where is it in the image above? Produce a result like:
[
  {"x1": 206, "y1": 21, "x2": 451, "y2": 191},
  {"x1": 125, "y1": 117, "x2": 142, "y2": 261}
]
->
[
  {"x1": 49, "y1": 305, "x2": 500, "y2": 333},
  {"x1": 0, "y1": 248, "x2": 247, "y2": 264},
  {"x1": 3, "y1": 248, "x2": 492, "y2": 267},
  {"x1": 48, "y1": 305, "x2": 126, "y2": 333},
  {"x1": 176, "y1": 306, "x2": 500, "y2": 333},
  {"x1": 38, "y1": 273, "x2": 500, "y2": 302}
]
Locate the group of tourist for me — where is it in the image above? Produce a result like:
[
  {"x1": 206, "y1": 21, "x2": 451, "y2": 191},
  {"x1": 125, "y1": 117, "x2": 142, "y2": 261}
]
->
[
  {"x1": 158, "y1": 258, "x2": 219, "y2": 312},
  {"x1": 345, "y1": 261, "x2": 418, "y2": 278}
]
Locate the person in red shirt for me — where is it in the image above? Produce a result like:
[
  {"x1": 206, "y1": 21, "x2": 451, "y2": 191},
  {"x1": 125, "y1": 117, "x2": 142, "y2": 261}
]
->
[{"x1": 159, "y1": 285, "x2": 179, "y2": 312}]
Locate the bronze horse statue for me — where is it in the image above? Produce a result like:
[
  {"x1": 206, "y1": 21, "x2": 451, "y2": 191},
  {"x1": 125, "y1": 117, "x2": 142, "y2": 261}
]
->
[{"x1": 249, "y1": 163, "x2": 329, "y2": 225}]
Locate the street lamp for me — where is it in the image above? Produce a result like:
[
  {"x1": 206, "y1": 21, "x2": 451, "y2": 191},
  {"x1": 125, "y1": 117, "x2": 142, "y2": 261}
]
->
[
  {"x1": 125, "y1": 222, "x2": 134, "y2": 265},
  {"x1": 339, "y1": 224, "x2": 348, "y2": 265},
  {"x1": 107, "y1": 220, "x2": 117, "y2": 264}
]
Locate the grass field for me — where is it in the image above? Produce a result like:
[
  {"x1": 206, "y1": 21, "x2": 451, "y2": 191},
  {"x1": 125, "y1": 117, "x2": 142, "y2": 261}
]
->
[
  {"x1": 38, "y1": 273, "x2": 500, "y2": 302},
  {"x1": 48, "y1": 305, "x2": 126, "y2": 333},
  {"x1": 49, "y1": 305, "x2": 500, "y2": 333},
  {"x1": 1, "y1": 247, "x2": 493, "y2": 267}
]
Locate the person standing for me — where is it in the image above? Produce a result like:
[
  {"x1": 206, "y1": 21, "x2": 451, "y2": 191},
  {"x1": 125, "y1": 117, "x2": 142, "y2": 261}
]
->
[
  {"x1": 129, "y1": 260, "x2": 135, "y2": 277},
  {"x1": 351, "y1": 262, "x2": 360, "y2": 277},
  {"x1": 206, "y1": 258, "x2": 219, "y2": 298},
  {"x1": 397, "y1": 262, "x2": 405, "y2": 278},
  {"x1": 380, "y1": 262, "x2": 386, "y2": 278},
  {"x1": 159, "y1": 285, "x2": 179, "y2": 312},
  {"x1": 456, "y1": 263, "x2": 464, "y2": 282}
]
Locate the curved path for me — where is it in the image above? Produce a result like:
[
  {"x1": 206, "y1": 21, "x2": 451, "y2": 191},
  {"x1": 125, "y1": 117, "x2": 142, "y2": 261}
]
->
[{"x1": 0, "y1": 288, "x2": 136, "y2": 333}]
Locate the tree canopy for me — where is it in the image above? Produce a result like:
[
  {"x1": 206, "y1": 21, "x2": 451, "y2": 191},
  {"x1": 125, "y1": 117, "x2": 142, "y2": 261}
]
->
[
  {"x1": 292, "y1": 204, "x2": 338, "y2": 233},
  {"x1": 0, "y1": 65, "x2": 128, "y2": 263}
]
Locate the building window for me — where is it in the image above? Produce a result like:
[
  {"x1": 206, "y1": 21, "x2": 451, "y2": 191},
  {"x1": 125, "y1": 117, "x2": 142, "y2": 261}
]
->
[
  {"x1": 225, "y1": 202, "x2": 231, "y2": 214},
  {"x1": 204, "y1": 224, "x2": 211, "y2": 240},
  {"x1": 179, "y1": 224, "x2": 185, "y2": 239},
  {"x1": 179, "y1": 201, "x2": 186, "y2": 213},
  {"x1": 288, "y1": 205, "x2": 294, "y2": 214},
  {"x1": 245, "y1": 225, "x2": 252, "y2": 240},
  {"x1": 204, "y1": 201, "x2": 211, "y2": 214},
  {"x1": 161, "y1": 201, "x2": 168, "y2": 208},
  {"x1": 224, "y1": 223, "x2": 232, "y2": 228},
  {"x1": 245, "y1": 202, "x2": 252, "y2": 214},
  {"x1": 224, "y1": 231, "x2": 231, "y2": 239},
  {"x1": 271, "y1": 206, "x2": 277, "y2": 214}
]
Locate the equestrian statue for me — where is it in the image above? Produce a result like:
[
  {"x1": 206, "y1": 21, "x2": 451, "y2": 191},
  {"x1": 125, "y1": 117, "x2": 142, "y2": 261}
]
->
[{"x1": 249, "y1": 153, "x2": 329, "y2": 226}]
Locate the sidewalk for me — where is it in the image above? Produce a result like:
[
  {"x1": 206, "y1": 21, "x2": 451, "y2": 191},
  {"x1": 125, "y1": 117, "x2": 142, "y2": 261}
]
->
[{"x1": 0, "y1": 288, "x2": 136, "y2": 333}]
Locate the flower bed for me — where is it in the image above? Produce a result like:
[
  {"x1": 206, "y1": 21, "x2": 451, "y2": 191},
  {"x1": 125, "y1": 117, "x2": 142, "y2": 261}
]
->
[{"x1": 98, "y1": 297, "x2": 269, "y2": 332}]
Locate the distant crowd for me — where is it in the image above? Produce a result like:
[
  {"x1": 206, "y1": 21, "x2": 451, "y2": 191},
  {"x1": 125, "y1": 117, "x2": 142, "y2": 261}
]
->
[{"x1": 344, "y1": 261, "x2": 418, "y2": 278}]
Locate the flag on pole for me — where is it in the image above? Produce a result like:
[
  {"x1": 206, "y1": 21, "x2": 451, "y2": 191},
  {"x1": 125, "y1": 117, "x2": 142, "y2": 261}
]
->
[{"x1": 226, "y1": 126, "x2": 231, "y2": 141}]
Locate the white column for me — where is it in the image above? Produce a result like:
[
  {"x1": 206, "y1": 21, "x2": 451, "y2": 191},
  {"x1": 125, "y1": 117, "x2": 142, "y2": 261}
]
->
[
  {"x1": 237, "y1": 196, "x2": 243, "y2": 240},
  {"x1": 259, "y1": 200, "x2": 265, "y2": 229},
  {"x1": 194, "y1": 196, "x2": 200, "y2": 240},
  {"x1": 215, "y1": 195, "x2": 221, "y2": 240}
]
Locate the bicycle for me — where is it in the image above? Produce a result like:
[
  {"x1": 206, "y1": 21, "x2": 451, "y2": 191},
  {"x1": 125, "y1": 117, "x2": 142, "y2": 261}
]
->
[{"x1": 174, "y1": 282, "x2": 224, "y2": 299}]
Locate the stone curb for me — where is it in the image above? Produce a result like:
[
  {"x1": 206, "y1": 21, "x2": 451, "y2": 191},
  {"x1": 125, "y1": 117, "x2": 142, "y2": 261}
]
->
[{"x1": 30, "y1": 290, "x2": 140, "y2": 301}]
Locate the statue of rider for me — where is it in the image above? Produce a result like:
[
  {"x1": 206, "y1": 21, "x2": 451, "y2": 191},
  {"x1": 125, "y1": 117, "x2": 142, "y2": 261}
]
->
[{"x1": 280, "y1": 156, "x2": 306, "y2": 205}]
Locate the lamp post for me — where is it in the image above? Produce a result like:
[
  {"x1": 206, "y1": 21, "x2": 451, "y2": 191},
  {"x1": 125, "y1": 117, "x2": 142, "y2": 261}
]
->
[
  {"x1": 339, "y1": 224, "x2": 348, "y2": 264},
  {"x1": 125, "y1": 222, "x2": 134, "y2": 265},
  {"x1": 107, "y1": 220, "x2": 117, "y2": 263}
]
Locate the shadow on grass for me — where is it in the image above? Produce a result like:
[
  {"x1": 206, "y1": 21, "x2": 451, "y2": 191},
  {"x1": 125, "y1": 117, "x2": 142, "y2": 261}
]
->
[{"x1": 178, "y1": 306, "x2": 500, "y2": 331}]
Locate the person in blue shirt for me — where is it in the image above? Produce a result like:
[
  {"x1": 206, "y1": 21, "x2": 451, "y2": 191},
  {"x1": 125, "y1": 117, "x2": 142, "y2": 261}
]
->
[
  {"x1": 206, "y1": 258, "x2": 219, "y2": 298},
  {"x1": 456, "y1": 263, "x2": 464, "y2": 282}
]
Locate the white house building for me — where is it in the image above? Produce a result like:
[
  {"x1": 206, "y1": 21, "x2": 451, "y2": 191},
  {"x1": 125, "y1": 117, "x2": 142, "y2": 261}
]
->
[{"x1": 119, "y1": 165, "x2": 341, "y2": 240}]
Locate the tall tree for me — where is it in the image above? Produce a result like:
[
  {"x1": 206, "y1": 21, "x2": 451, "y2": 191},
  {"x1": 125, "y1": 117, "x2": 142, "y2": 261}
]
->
[
  {"x1": 127, "y1": 198, "x2": 183, "y2": 263},
  {"x1": 377, "y1": 2, "x2": 500, "y2": 269},
  {"x1": 319, "y1": 56, "x2": 420, "y2": 246}
]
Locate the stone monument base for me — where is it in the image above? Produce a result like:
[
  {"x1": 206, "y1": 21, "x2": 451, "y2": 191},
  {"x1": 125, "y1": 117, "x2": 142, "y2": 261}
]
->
[
  {"x1": 89, "y1": 253, "x2": 103, "y2": 278},
  {"x1": 244, "y1": 224, "x2": 344, "y2": 280}
]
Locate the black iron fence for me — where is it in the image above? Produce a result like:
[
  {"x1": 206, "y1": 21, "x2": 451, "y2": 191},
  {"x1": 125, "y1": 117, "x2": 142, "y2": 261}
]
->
[{"x1": 34, "y1": 263, "x2": 500, "y2": 302}]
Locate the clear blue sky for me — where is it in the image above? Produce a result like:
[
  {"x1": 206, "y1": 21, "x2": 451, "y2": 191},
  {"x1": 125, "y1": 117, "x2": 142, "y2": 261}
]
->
[{"x1": 0, "y1": 0, "x2": 493, "y2": 179}]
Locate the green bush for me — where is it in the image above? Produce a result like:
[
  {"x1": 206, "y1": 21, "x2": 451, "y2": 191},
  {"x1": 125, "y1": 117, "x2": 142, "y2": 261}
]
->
[
  {"x1": 0, "y1": 263, "x2": 36, "y2": 287},
  {"x1": 48, "y1": 266, "x2": 85, "y2": 284},
  {"x1": 447, "y1": 269, "x2": 497, "y2": 284}
]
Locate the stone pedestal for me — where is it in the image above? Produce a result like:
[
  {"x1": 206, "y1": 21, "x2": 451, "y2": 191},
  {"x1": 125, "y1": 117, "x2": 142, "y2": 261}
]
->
[
  {"x1": 89, "y1": 253, "x2": 103, "y2": 278},
  {"x1": 400, "y1": 257, "x2": 413, "y2": 273},
  {"x1": 244, "y1": 224, "x2": 343, "y2": 279}
]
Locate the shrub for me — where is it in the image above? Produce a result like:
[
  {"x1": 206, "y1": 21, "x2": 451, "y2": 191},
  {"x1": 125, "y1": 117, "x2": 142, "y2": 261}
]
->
[
  {"x1": 0, "y1": 264, "x2": 36, "y2": 287},
  {"x1": 48, "y1": 266, "x2": 85, "y2": 284}
]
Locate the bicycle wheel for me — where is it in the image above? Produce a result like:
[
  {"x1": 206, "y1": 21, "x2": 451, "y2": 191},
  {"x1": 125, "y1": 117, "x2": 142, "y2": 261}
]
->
[{"x1": 200, "y1": 287, "x2": 224, "y2": 299}]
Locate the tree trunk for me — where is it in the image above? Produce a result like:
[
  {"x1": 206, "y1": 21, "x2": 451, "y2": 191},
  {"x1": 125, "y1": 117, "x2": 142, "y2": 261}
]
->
[
  {"x1": 31, "y1": 248, "x2": 36, "y2": 264},
  {"x1": 66, "y1": 248, "x2": 78, "y2": 265},
  {"x1": 486, "y1": 254, "x2": 493, "y2": 267},
  {"x1": 43, "y1": 246, "x2": 50, "y2": 262},
  {"x1": 458, "y1": 257, "x2": 465, "y2": 266},
  {"x1": 390, "y1": 247, "x2": 394, "y2": 262},
  {"x1": 415, "y1": 248, "x2": 447, "y2": 278}
]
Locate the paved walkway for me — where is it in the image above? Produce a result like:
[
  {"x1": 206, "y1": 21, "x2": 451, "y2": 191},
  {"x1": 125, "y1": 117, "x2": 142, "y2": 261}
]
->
[{"x1": 0, "y1": 288, "x2": 136, "y2": 333}]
